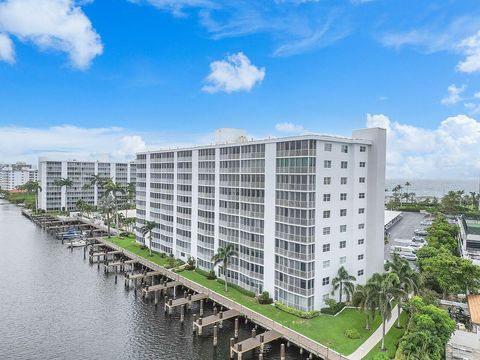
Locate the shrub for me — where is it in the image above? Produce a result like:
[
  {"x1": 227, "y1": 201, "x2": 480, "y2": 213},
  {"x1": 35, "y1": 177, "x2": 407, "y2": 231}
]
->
[
  {"x1": 344, "y1": 329, "x2": 360, "y2": 339},
  {"x1": 207, "y1": 270, "x2": 217, "y2": 280},
  {"x1": 274, "y1": 301, "x2": 320, "y2": 319},
  {"x1": 195, "y1": 268, "x2": 211, "y2": 277},
  {"x1": 320, "y1": 301, "x2": 346, "y2": 315},
  {"x1": 185, "y1": 256, "x2": 196, "y2": 270},
  {"x1": 159, "y1": 253, "x2": 167, "y2": 258},
  {"x1": 257, "y1": 291, "x2": 273, "y2": 304}
]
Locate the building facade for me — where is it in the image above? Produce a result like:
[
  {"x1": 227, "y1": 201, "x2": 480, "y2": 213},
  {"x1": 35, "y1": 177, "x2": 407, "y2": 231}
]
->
[
  {"x1": 136, "y1": 128, "x2": 386, "y2": 310},
  {"x1": 37, "y1": 158, "x2": 136, "y2": 211},
  {"x1": 0, "y1": 163, "x2": 38, "y2": 191}
]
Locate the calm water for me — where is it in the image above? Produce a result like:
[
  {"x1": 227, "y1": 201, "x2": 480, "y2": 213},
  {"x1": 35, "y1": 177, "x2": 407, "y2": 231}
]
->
[
  {"x1": 0, "y1": 200, "x2": 301, "y2": 360},
  {"x1": 386, "y1": 178, "x2": 480, "y2": 198}
]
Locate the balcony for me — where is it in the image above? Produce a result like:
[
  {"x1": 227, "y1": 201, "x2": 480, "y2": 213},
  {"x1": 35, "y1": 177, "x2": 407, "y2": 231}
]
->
[{"x1": 275, "y1": 263, "x2": 315, "y2": 279}]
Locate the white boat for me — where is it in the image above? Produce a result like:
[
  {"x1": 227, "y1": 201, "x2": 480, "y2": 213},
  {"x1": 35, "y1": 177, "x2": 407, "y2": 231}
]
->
[{"x1": 66, "y1": 240, "x2": 87, "y2": 248}]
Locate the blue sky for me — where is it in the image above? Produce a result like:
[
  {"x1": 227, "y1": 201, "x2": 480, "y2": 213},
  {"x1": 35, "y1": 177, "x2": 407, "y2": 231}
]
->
[{"x1": 0, "y1": 0, "x2": 480, "y2": 178}]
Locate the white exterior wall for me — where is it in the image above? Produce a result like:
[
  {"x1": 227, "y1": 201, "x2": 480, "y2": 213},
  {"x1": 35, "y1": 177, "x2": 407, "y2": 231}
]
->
[
  {"x1": 0, "y1": 168, "x2": 38, "y2": 191},
  {"x1": 136, "y1": 128, "x2": 386, "y2": 310},
  {"x1": 37, "y1": 158, "x2": 135, "y2": 211}
]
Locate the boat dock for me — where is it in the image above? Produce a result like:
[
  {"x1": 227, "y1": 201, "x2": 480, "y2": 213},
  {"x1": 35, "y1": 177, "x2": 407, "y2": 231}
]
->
[
  {"x1": 231, "y1": 329, "x2": 282, "y2": 359},
  {"x1": 21, "y1": 209, "x2": 349, "y2": 360}
]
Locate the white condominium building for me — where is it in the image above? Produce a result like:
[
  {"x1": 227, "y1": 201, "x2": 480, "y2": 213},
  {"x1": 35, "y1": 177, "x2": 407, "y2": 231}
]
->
[
  {"x1": 0, "y1": 164, "x2": 38, "y2": 191},
  {"x1": 37, "y1": 158, "x2": 136, "y2": 211},
  {"x1": 136, "y1": 128, "x2": 386, "y2": 310}
]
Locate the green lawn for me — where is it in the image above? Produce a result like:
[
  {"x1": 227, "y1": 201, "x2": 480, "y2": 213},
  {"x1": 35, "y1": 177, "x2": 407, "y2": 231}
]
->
[
  {"x1": 106, "y1": 235, "x2": 382, "y2": 355},
  {"x1": 108, "y1": 236, "x2": 170, "y2": 267},
  {"x1": 363, "y1": 311, "x2": 408, "y2": 360}
]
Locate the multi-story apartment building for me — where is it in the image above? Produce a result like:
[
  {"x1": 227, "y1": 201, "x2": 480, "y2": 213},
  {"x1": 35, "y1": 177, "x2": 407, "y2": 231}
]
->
[
  {"x1": 136, "y1": 128, "x2": 386, "y2": 311},
  {"x1": 0, "y1": 163, "x2": 38, "y2": 191},
  {"x1": 37, "y1": 158, "x2": 136, "y2": 211}
]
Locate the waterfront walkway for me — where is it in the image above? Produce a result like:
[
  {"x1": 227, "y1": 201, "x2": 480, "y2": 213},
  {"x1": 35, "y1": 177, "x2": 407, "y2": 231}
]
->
[{"x1": 97, "y1": 236, "x2": 348, "y2": 360}]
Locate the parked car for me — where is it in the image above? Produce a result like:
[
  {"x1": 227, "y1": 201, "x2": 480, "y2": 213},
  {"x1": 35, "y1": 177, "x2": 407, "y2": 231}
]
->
[
  {"x1": 390, "y1": 245, "x2": 417, "y2": 255},
  {"x1": 395, "y1": 239, "x2": 422, "y2": 249},
  {"x1": 420, "y1": 220, "x2": 433, "y2": 226},
  {"x1": 401, "y1": 253, "x2": 418, "y2": 262},
  {"x1": 411, "y1": 236, "x2": 426, "y2": 243},
  {"x1": 414, "y1": 229, "x2": 428, "y2": 236}
]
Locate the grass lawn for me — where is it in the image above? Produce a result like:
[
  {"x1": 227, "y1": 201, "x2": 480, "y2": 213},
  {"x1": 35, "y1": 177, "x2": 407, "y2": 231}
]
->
[
  {"x1": 106, "y1": 235, "x2": 382, "y2": 355},
  {"x1": 108, "y1": 235, "x2": 170, "y2": 267},
  {"x1": 363, "y1": 311, "x2": 408, "y2": 360}
]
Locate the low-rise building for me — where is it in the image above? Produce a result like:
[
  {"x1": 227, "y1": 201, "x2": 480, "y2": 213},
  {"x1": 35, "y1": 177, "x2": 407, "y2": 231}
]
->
[{"x1": 0, "y1": 163, "x2": 38, "y2": 191}]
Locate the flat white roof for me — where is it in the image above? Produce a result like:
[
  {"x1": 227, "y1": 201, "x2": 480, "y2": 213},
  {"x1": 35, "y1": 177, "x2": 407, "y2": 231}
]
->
[
  {"x1": 385, "y1": 210, "x2": 402, "y2": 226},
  {"x1": 138, "y1": 132, "x2": 374, "y2": 155}
]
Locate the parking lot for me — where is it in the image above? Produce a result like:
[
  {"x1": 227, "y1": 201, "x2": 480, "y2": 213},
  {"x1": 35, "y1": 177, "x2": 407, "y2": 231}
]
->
[{"x1": 384, "y1": 211, "x2": 431, "y2": 261}]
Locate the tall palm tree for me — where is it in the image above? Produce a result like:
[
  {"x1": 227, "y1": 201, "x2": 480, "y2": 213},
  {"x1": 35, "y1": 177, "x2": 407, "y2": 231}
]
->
[
  {"x1": 21, "y1": 180, "x2": 42, "y2": 212},
  {"x1": 212, "y1": 244, "x2": 238, "y2": 292},
  {"x1": 404, "y1": 182, "x2": 411, "y2": 203},
  {"x1": 54, "y1": 178, "x2": 73, "y2": 212},
  {"x1": 141, "y1": 220, "x2": 156, "y2": 256},
  {"x1": 385, "y1": 253, "x2": 420, "y2": 328},
  {"x1": 352, "y1": 284, "x2": 377, "y2": 330},
  {"x1": 104, "y1": 179, "x2": 126, "y2": 230},
  {"x1": 369, "y1": 272, "x2": 405, "y2": 351},
  {"x1": 331, "y1": 266, "x2": 356, "y2": 303},
  {"x1": 99, "y1": 193, "x2": 115, "y2": 238}
]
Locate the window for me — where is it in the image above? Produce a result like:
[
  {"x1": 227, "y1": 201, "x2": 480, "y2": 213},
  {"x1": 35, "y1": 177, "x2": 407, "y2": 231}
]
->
[
  {"x1": 358, "y1": 208, "x2": 365, "y2": 214},
  {"x1": 341, "y1": 161, "x2": 348, "y2": 169},
  {"x1": 324, "y1": 177, "x2": 331, "y2": 185},
  {"x1": 324, "y1": 143, "x2": 332, "y2": 152},
  {"x1": 322, "y1": 260, "x2": 330, "y2": 269},
  {"x1": 340, "y1": 193, "x2": 347, "y2": 201},
  {"x1": 359, "y1": 162, "x2": 366, "y2": 168},
  {"x1": 359, "y1": 193, "x2": 365, "y2": 199},
  {"x1": 340, "y1": 225, "x2": 347, "y2": 233},
  {"x1": 323, "y1": 210, "x2": 331, "y2": 219},
  {"x1": 324, "y1": 160, "x2": 332, "y2": 168},
  {"x1": 358, "y1": 223, "x2": 365, "y2": 229},
  {"x1": 323, "y1": 227, "x2": 331, "y2": 235},
  {"x1": 323, "y1": 244, "x2": 330, "y2": 252},
  {"x1": 322, "y1": 277, "x2": 330, "y2": 286},
  {"x1": 340, "y1": 256, "x2": 346, "y2": 264},
  {"x1": 357, "y1": 270, "x2": 364, "y2": 276},
  {"x1": 359, "y1": 177, "x2": 365, "y2": 183},
  {"x1": 360, "y1": 146, "x2": 366, "y2": 152},
  {"x1": 341, "y1": 145, "x2": 349, "y2": 153},
  {"x1": 358, "y1": 238, "x2": 365, "y2": 245},
  {"x1": 340, "y1": 177, "x2": 347, "y2": 185},
  {"x1": 340, "y1": 209, "x2": 347, "y2": 216},
  {"x1": 340, "y1": 240, "x2": 346, "y2": 248},
  {"x1": 323, "y1": 194, "x2": 331, "y2": 202},
  {"x1": 358, "y1": 254, "x2": 364, "y2": 260}
]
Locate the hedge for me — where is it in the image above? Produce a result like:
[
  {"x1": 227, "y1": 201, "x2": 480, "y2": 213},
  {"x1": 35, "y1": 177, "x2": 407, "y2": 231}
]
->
[
  {"x1": 274, "y1": 301, "x2": 320, "y2": 319},
  {"x1": 320, "y1": 302, "x2": 346, "y2": 315}
]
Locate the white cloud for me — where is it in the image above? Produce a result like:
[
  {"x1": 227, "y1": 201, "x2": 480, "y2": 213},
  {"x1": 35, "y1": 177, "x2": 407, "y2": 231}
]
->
[
  {"x1": 202, "y1": 52, "x2": 265, "y2": 94},
  {"x1": 456, "y1": 30, "x2": 480, "y2": 73},
  {"x1": 128, "y1": 0, "x2": 214, "y2": 17},
  {"x1": 275, "y1": 122, "x2": 305, "y2": 134},
  {"x1": 464, "y1": 102, "x2": 480, "y2": 115},
  {"x1": 441, "y1": 84, "x2": 465, "y2": 105},
  {"x1": 474, "y1": 92, "x2": 480, "y2": 99},
  {"x1": 0, "y1": 33, "x2": 14, "y2": 63},
  {"x1": 0, "y1": 0, "x2": 103, "y2": 69},
  {"x1": 366, "y1": 113, "x2": 480, "y2": 179}
]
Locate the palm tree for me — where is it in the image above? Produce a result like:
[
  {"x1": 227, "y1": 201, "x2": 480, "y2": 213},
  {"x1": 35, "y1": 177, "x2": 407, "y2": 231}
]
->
[
  {"x1": 104, "y1": 179, "x2": 126, "y2": 230},
  {"x1": 21, "y1": 180, "x2": 42, "y2": 212},
  {"x1": 211, "y1": 244, "x2": 238, "y2": 292},
  {"x1": 141, "y1": 220, "x2": 156, "y2": 256},
  {"x1": 352, "y1": 284, "x2": 377, "y2": 330},
  {"x1": 331, "y1": 266, "x2": 356, "y2": 303},
  {"x1": 404, "y1": 182, "x2": 411, "y2": 203},
  {"x1": 76, "y1": 199, "x2": 87, "y2": 214},
  {"x1": 99, "y1": 193, "x2": 115, "y2": 238},
  {"x1": 369, "y1": 272, "x2": 405, "y2": 351},
  {"x1": 385, "y1": 253, "x2": 420, "y2": 328},
  {"x1": 54, "y1": 178, "x2": 73, "y2": 212}
]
